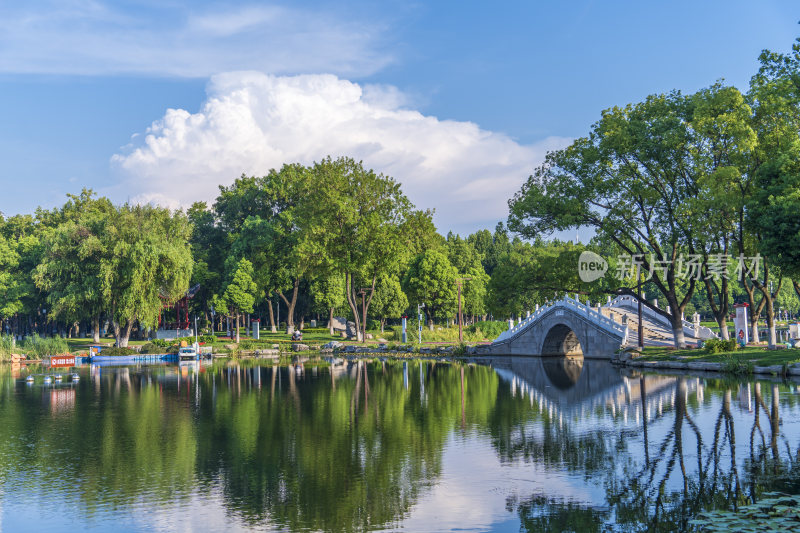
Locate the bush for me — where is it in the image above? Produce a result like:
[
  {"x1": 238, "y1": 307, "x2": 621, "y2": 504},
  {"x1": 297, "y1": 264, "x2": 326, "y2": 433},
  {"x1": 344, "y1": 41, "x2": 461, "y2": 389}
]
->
[
  {"x1": 98, "y1": 346, "x2": 138, "y2": 356},
  {"x1": 140, "y1": 343, "x2": 177, "y2": 354},
  {"x1": 0, "y1": 335, "x2": 16, "y2": 360},
  {"x1": 704, "y1": 338, "x2": 739, "y2": 354},
  {"x1": 22, "y1": 334, "x2": 70, "y2": 357},
  {"x1": 467, "y1": 321, "x2": 508, "y2": 339}
]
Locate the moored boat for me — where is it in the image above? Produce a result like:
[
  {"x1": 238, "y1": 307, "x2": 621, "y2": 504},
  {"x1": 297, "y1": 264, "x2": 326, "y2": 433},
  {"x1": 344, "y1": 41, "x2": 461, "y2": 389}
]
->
[{"x1": 178, "y1": 345, "x2": 199, "y2": 361}]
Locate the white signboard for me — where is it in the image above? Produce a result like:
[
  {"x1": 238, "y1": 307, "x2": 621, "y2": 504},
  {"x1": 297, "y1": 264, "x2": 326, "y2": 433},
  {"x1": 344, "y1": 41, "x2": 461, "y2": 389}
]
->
[{"x1": 733, "y1": 305, "x2": 749, "y2": 344}]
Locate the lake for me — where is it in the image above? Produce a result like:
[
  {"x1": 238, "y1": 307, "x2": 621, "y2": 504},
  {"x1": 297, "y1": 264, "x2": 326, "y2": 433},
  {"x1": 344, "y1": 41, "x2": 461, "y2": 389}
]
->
[{"x1": 2, "y1": 357, "x2": 799, "y2": 532}]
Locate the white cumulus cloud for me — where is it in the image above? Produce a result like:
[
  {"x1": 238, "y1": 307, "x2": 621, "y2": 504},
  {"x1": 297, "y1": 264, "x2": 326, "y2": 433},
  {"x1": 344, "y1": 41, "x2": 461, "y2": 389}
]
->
[{"x1": 113, "y1": 72, "x2": 570, "y2": 233}]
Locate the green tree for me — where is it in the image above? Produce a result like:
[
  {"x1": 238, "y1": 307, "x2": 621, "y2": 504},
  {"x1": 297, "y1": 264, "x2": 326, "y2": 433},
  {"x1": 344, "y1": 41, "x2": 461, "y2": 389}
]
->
[
  {"x1": 403, "y1": 250, "x2": 458, "y2": 327},
  {"x1": 746, "y1": 38, "x2": 800, "y2": 338},
  {"x1": 309, "y1": 273, "x2": 346, "y2": 335},
  {"x1": 507, "y1": 89, "x2": 742, "y2": 348},
  {"x1": 33, "y1": 191, "x2": 114, "y2": 342},
  {"x1": 0, "y1": 214, "x2": 44, "y2": 337},
  {"x1": 370, "y1": 275, "x2": 409, "y2": 333},
  {"x1": 300, "y1": 157, "x2": 411, "y2": 342},
  {"x1": 187, "y1": 201, "x2": 226, "y2": 330},
  {"x1": 101, "y1": 205, "x2": 193, "y2": 347},
  {"x1": 219, "y1": 258, "x2": 257, "y2": 343},
  {"x1": 0, "y1": 230, "x2": 22, "y2": 332},
  {"x1": 216, "y1": 165, "x2": 315, "y2": 334}
]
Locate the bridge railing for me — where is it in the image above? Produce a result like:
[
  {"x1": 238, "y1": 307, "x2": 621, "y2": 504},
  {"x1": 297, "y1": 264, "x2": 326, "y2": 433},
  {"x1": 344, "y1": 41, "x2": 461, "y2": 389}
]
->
[
  {"x1": 607, "y1": 295, "x2": 717, "y2": 340},
  {"x1": 493, "y1": 295, "x2": 628, "y2": 344}
]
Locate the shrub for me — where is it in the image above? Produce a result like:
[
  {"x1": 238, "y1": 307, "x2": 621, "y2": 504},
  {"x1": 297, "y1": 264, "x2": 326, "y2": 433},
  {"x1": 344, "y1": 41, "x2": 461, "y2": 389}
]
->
[
  {"x1": 21, "y1": 334, "x2": 70, "y2": 357},
  {"x1": 467, "y1": 321, "x2": 508, "y2": 339},
  {"x1": 0, "y1": 335, "x2": 16, "y2": 360},
  {"x1": 98, "y1": 346, "x2": 138, "y2": 356},
  {"x1": 722, "y1": 354, "x2": 753, "y2": 375},
  {"x1": 704, "y1": 338, "x2": 738, "y2": 354},
  {"x1": 140, "y1": 343, "x2": 178, "y2": 354}
]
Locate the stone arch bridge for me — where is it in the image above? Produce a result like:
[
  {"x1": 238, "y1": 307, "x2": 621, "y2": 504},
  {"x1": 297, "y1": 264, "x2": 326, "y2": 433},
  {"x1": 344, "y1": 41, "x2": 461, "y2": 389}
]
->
[{"x1": 476, "y1": 296, "x2": 629, "y2": 359}]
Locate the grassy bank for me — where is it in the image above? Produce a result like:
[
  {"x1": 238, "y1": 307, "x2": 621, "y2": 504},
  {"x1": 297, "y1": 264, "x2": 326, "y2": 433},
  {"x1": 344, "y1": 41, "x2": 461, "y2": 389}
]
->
[
  {"x1": 0, "y1": 334, "x2": 71, "y2": 360},
  {"x1": 635, "y1": 345, "x2": 800, "y2": 367}
]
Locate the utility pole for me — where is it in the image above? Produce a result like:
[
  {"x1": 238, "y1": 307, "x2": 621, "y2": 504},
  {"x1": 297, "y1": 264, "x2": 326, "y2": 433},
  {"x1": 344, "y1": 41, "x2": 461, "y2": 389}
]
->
[
  {"x1": 456, "y1": 277, "x2": 472, "y2": 343},
  {"x1": 358, "y1": 287, "x2": 373, "y2": 343}
]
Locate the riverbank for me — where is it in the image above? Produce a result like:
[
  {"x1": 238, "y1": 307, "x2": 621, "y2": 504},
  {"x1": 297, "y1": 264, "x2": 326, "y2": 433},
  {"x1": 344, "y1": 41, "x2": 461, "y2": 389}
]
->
[{"x1": 616, "y1": 345, "x2": 800, "y2": 376}]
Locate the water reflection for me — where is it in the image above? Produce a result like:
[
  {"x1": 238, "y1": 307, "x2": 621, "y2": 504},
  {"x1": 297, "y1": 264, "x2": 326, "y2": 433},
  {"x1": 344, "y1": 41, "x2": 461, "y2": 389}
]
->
[{"x1": 0, "y1": 358, "x2": 797, "y2": 532}]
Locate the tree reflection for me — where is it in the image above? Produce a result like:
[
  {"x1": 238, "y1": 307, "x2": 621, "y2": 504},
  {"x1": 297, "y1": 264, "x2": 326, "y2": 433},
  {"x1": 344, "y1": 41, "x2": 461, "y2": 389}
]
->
[
  {"x1": 0, "y1": 361, "x2": 503, "y2": 531},
  {"x1": 0, "y1": 363, "x2": 797, "y2": 532},
  {"x1": 493, "y1": 371, "x2": 800, "y2": 532}
]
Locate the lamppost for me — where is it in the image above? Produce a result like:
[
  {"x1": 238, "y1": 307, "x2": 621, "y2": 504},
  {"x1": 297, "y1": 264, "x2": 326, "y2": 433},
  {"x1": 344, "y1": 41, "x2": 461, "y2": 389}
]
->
[
  {"x1": 635, "y1": 264, "x2": 644, "y2": 350},
  {"x1": 417, "y1": 303, "x2": 426, "y2": 344},
  {"x1": 358, "y1": 287, "x2": 373, "y2": 343},
  {"x1": 456, "y1": 277, "x2": 472, "y2": 343}
]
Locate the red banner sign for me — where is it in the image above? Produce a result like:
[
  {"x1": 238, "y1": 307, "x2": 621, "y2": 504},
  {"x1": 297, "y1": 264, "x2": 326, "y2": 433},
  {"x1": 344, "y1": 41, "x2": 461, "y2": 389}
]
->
[{"x1": 48, "y1": 356, "x2": 75, "y2": 368}]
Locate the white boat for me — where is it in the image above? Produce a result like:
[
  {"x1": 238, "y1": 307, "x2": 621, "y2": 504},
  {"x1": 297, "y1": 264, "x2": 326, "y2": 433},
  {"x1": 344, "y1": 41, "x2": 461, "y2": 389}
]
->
[{"x1": 178, "y1": 345, "x2": 199, "y2": 361}]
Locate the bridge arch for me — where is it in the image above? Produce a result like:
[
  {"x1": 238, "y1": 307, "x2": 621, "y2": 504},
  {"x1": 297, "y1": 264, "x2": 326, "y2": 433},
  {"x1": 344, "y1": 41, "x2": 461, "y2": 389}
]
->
[
  {"x1": 540, "y1": 323, "x2": 584, "y2": 357},
  {"x1": 480, "y1": 296, "x2": 629, "y2": 359}
]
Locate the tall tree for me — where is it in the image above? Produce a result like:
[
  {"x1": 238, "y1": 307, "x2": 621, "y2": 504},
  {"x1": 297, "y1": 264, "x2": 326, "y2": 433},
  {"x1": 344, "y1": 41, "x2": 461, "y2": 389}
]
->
[
  {"x1": 34, "y1": 191, "x2": 114, "y2": 342},
  {"x1": 745, "y1": 38, "x2": 800, "y2": 345},
  {"x1": 403, "y1": 250, "x2": 458, "y2": 327},
  {"x1": 508, "y1": 89, "x2": 747, "y2": 347},
  {"x1": 309, "y1": 273, "x2": 346, "y2": 335},
  {"x1": 220, "y1": 258, "x2": 257, "y2": 343},
  {"x1": 300, "y1": 157, "x2": 410, "y2": 342},
  {"x1": 101, "y1": 205, "x2": 193, "y2": 347},
  {"x1": 370, "y1": 275, "x2": 409, "y2": 333}
]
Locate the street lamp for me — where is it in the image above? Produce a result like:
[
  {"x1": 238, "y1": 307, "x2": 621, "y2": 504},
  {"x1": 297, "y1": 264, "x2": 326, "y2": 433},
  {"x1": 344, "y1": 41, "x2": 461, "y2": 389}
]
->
[
  {"x1": 456, "y1": 277, "x2": 472, "y2": 343},
  {"x1": 417, "y1": 303, "x2": 426, "y2": 344},
  {"x1": 635, "y1": 264, "x2": 644, "y2": 350}
]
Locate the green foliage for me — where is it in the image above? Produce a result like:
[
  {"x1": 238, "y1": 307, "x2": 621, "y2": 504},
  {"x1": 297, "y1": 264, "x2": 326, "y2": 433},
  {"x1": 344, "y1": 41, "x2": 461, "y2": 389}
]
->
[
  {"x1": 403, "y1": 250, "x2": 458, "y2": 321},
  {"x1": 33, "y1": 190, "x2": 113, "y2": 327},
  {"x1": 21, "y1": 334, "x2": 69, "y2": 356},
  {"x1": 297, "y1": 156, "x2": 412, "y2": 333},
  {"x1": 370, "y1": 275, "x2": 409, "y2": 321},
  {"x1": 98, "y1": 346, "x2": 138, "y2": 356},
  {"x1": 300, "y1": 327, "x2": 329, "y2": 334},
  {"x1": 139, "y1": 343, "x2": 171, "y2": 354},
  {"x1": 704, "y1": 338, "x2": 739, "y2": 354},
  {"x1": 100, "y1": 204, "x2": 194, "y2": 346},
  {"x1": 222, "y1": 258, "x2": 258, "y2": 315},
  {"x1": 722, "y1": 353, "x2": 754, "y2": 375},
  {"x1": 466, "y1": 321, "x2": 507, "y2": 339}
]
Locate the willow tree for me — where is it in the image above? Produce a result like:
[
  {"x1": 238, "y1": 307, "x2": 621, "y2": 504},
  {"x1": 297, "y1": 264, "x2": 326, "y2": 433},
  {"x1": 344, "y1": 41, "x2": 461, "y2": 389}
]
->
[
  {"x1": 0, "y1": 234, "x2": 26, "y2": 339},
  {"x1": 34, "y1": 191, "x2": 114, "y2": 342},
  {"x1": 101, "y1": 204, "x2": 193, "y2": 347}
]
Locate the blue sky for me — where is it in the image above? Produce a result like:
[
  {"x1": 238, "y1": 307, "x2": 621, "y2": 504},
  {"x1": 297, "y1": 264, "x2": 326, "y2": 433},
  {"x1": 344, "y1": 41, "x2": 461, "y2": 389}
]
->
[{"x1": 0, "y1": 1, "x2": 798, "y2": 234}]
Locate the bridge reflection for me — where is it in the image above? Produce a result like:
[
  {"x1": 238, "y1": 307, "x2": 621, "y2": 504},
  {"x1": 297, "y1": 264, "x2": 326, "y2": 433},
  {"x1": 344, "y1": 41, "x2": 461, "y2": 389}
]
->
[{"x1": 477, "y1": 356, "x2": 698, "y2": 425}]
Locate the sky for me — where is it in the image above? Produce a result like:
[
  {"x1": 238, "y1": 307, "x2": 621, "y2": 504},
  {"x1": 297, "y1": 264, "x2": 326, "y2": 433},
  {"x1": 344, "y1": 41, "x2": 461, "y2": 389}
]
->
[{"x1": 0, "y1": 0, "x2": 798, "y2": 235}]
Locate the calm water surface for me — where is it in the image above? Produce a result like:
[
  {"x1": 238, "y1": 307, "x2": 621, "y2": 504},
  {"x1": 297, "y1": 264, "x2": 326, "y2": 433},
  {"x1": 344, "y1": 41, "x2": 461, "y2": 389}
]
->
[{"x1": 1, "y1": 357, "x2": 799, "y2": 532}]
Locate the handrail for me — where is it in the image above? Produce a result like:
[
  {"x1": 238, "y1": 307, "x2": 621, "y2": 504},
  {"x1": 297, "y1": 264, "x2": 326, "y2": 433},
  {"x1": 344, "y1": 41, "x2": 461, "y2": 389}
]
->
[{"x1": 493, "y1": 296, "x2": 627, "y2": 344}]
